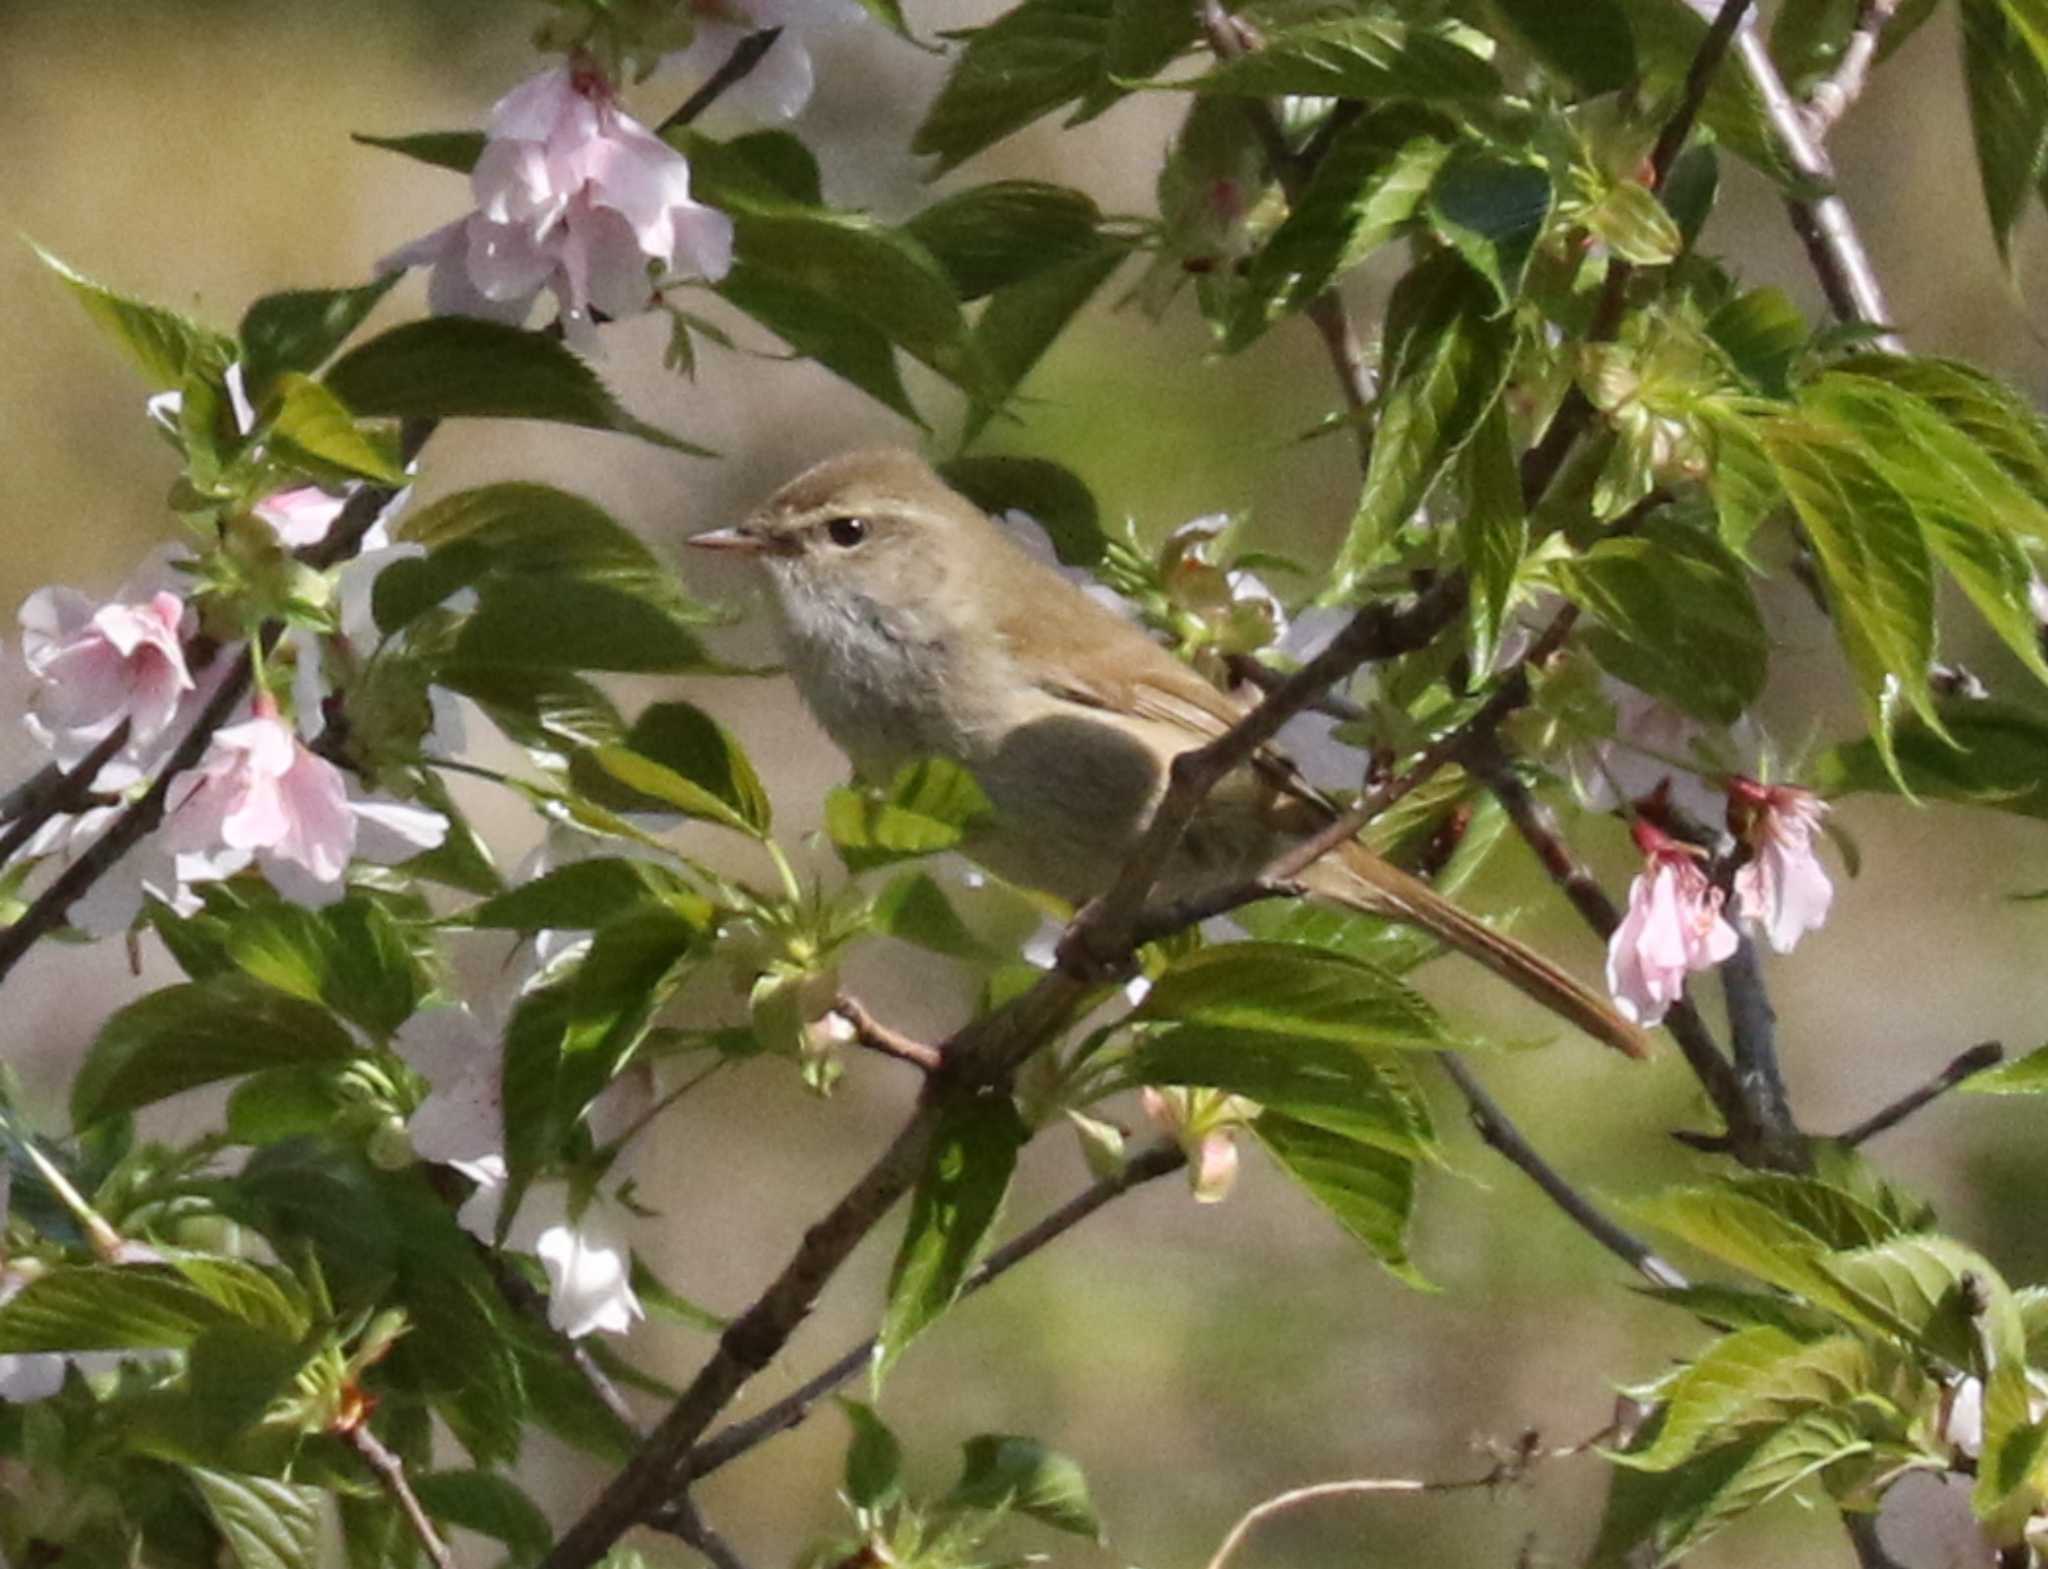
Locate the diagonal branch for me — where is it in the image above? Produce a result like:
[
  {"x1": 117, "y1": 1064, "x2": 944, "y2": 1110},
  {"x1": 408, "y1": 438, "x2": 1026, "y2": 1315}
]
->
[
  {"x1": 343, "y1": 1423, "x2": 453, "y2": 1569},
  {"x1": 1837, "y1": 1041, "x2": 2004, "y2": 1146}
]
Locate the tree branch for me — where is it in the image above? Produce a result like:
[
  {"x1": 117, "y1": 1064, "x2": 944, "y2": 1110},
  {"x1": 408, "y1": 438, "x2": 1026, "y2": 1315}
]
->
[
  {"x1": 834, "y1": 994, "x2": 943, "y2": 1073},
  {"x1": 660, "y1": 28, "x2": 786, "y2": 133},
  {"x1": 665, "y1": 1495, "x2": 755, "y2": 1569},
  {"x1": 1802, "y1": 0, "x2": 1903, "y2": 140},
  {"x1": 343, "y1": 1423, "x2": 453, "y2": 1569},
  {"x1": 0, "y1": 721, "x2": 130, "y2": 867},
  {"x1": 1719, "y1": 935, "x2": 1798, "y2": 1148},
  {"x1": 1837, "y1": 1041, "x2": 2004, "y2": 1146},
  {"x1": 1439, "y1": 1054, "x2": 1688, "y2": 1291}
]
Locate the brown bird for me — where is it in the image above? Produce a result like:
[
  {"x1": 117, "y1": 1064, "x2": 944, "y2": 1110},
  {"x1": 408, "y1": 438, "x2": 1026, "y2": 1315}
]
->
[{"x1": 691, "y1": 450, "x2": 1648, "y2": 1058}]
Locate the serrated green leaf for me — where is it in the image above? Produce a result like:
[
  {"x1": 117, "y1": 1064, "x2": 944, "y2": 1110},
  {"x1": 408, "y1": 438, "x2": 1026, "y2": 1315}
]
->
[
  {"x1": 73, "y1": 976, "x2": 362, "y2": 1126},
  {"x1": 1811, "y1": 702, "x2": 2048, "y2": 817},
  {"x1": 1458, "y1": 403, "x2": 1527, "y2": 676},
  {"x1": 1706, "y1": 287, "x2": 1806, "y2": 399},
  {"x1": 325, "y1": 317, "x2": 713, "y2": 453},
  {"x1": 946, "y1": 1434, "x2": 1103, "y2": 1539},
  {"x1": 593, "y1": 700, "x2": 771, "y2": 834},
  {"x1": 223, "y1": 895, "x2": 425, "y2": 1041},
  {"x1": 1336, "y1": 256, "x2": 1512, "y2": 589},
  {"x1": 904, "y1": 181, "x2": 1105, "y2": 300},
  {"x1": 186, "y1": 1469, "x2": 323, "y2": 1569},
  {"x1": 878, "y1": 1092, "x2": 1026, "y2": 1381},
  {"x1": 238, "y1": 274, "x2": 402, "y2": 389},
  {"x1": 456, "y1": 859, "x2": 679, "y2": 932},
  {"x1": 938, "y1": 455, "x2": 1106, "y2": 566},
  {"x1": 1137, "y1": 942, "x2": 1460, "y2": 1051},
  {"x1": 0, "y1": 1267, "x2": 243, "y2": 1351},
  {"x1": 1961, "y1": 0, "x2": 2048, "y2": 265},
  {"x1": 350, "y1": 129, "x2": 484, "y2": 173},
  {"x1": 1426, "y1": 148, "x2": 1553, "y2": 307},
  {"x1": 717, "y1": 261, "x2": 924, "y2": 422},
  {"x1": 871, "y1": 871, "x2": 1000, "y2": 961},
  {"x1": 1176, "y1": 12, "x2": 1501, "y2": 100},
  {"x1": 1581, "y1": 178, "x2": 1684, "y2": 268},
  {"x1": 449, "y1": 578, "x2": 718, "y2": 673},
  {"x1": 30, "y1": 241, "x2": 234, "y2": 387},
  {"x1": 1616, "y1": 1328, "x2": 1876, "y2": 1472},
  {"x1": 964, "y1": 244, "x2": 1127, "y2": 441},
  {"x1": 434, "y1": 666, "x2": 626, "y2": 760},
  {"x1": 1254, "y1": 1112, "x2": 1425, "y2": 1286},
  {"x1": 911, "y1": 0, "x2": 1114, "y2": 176},
  {"x1": 1550, "y1": 519, "x2": 1767, "y2": 725},
  {"x1": 270, "y1": 371, "x2": 404, "y2": 481},
  {"x1": 1109, "y1": 0, "x2": 1199, "y2": 77},
  {"x1": 1841, "y1": 355, "x2": 2048, "y2": 510},
  {"x1": 1487, "y1": 0, "x2": 1636, "y2": 92},
  {"x1": 825, "y1": 758, "x2": 995, "y2": 872},
  {"x1": 841, "y1": 1400, "x2": 906, "y2": 1511}
]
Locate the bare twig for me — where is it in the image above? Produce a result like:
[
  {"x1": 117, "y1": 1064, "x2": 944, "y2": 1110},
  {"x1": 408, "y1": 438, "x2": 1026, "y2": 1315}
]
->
[
  {"x1": 834, "y1": 994, "x2": 944, "y2": 1073},
  {"x1": 1439, "y1": 1055, "x2": 1688, "y2": 1291},
  {"x1": 666, "y1": 1495, "x2": 755, "y2": 1569},
  {"x1": 1802, "y1": 0, "x2": 1903, "y2": 139},
  {"x1": 1731, "y1": 28, "x2": 1902, "y2": 347},
  {"x1": 343, "y1": 1423, "x2": 453, "y2": 1569},
  {"x1": 640, "y1": 1142, "x2": 1185, "y2": 1520},
  {"x1": 1837, "y1": 1042, "x2": 2005, "y2": 1146},
  {"x1": 0, "y1": 722, "x2": 130, "y2": 867},
  {"x1": 660, "y1": 28, "x2": 785, "y2": 133}
]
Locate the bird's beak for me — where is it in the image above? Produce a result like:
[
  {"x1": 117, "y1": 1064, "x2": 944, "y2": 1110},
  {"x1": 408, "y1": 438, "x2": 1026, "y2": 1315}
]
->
[{"x1": 688, "y1": 527, "x2": 770, "y2": 555}]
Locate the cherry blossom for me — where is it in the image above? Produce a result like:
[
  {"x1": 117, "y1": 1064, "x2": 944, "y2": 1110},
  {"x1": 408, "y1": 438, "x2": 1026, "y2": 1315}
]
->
[
  {"x1": 1605, "y1": 819, "x2": 1739, "y2": 1027},
  {"x1": 443, "y1": 1158, "x2": 645, "y2": 1339},
  {"x1": 381, "y1": 60, "x2": 733, "y2": 341},
  {"x1": 20, "y1": 588, "x2": 193, "y2": 779},
  {"x1": 1727, "y1": 778, "x2": 1833, "y2": 954},
  {"x1": 1141, "y1": 1086, "x2": 1254, "y2": 1203},
  {"x1": 253, "y1": 485, "x2": 350, "y2": 549}
]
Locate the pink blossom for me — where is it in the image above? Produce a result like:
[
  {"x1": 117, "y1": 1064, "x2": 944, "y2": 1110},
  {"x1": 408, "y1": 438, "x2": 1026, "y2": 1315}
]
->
[
  {"x1": 1142, "y1": 1086, "x2": 1252, "y2": 1203},
  {"x1": 381, "y1": 61, "x2": 733, "y2": 340},
  {"x1": 1605, "y1": 820, "x2": 1739, "y2": 1026},
  {"x1": 163, "y1": 711, "x2": 356, "y2": 892},
  {"x1": 253, "y1": 485, "x2": 349, "y2": 548},
  {"x1": 1728, "y1": 779, "x2": 1833, "y2": 954},
  {"x1": 20, "y1": 589, "x2": 193, "y2": 772}
]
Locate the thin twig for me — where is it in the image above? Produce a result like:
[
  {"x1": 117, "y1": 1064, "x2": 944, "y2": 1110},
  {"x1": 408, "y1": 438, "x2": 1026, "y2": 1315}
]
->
[
  {"x1": 1439, "y1": 1055, "x2": 1687, "y2": 1290},
  {"x1": 343, "y1": 1423, "x2": 453, "y2": 1569},
  {"x1": 0, "y1": 722, "x2": 129, "y2": 867},
  {"x1": 666, "y1": 1495, "x2": 755, "y2": 1569},
  {"x1": 834, "y1": 994, "x2": 943, "y2": 1073},
  {"x1": 1732, "y1": 28, "x2": 1902, "y2": 347},
  {"x1": 660, "y1": 29, "x2": 786, "y2": 133},
  {"x1": 1837, "y1": 1042, "x2": 2005, "y2": 1146},
  {"x1": 1802, "y1": 0, "x2": 1903, "y2": 140},
  {"x1": 663, "y1": 1142, "x2": 1188, "y2": 1494}
]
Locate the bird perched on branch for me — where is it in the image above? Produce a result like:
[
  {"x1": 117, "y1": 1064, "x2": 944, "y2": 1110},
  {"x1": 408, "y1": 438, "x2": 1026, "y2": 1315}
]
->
[{"x1": 690, "y1": 450, "x2": 1649, "y2": 1059}]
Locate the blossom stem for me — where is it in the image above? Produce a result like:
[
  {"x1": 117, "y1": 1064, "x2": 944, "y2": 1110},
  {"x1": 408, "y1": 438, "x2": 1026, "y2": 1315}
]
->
[{"x1": 342, "y1": 1423, "x2": 454, "y2": 1569}]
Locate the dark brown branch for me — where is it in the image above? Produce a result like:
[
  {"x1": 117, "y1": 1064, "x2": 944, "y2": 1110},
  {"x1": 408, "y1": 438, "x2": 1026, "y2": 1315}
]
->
[
  {"x1": 665, "y1": 1495, "x2": 754, "y2": 1569},
  {"x1": 1837, "y1": 1041, "x2": 2004, "y2": 1146},
  {"x1": 1719, "y1": 936, "x2": 1797, "y2": 1147},
  {"x1": 0, "y1": 721, "x2": 130, "y2": 866},
  {"x1": 660, "y1": 28, "x2": 786, "y2": 133},
  {"x1": 1439, "y1": 1054, "x2": 1687, "y2": 1291},
  {"x1": 343, "y1": 1423, "x2": 453, "y2": 1569},
  {"x1": 663, "y1": 1142, "x2": 1188, "y2": 1495},
  {"x1": 835, "y1": 994, "x2": 943, "y2": 1073}
]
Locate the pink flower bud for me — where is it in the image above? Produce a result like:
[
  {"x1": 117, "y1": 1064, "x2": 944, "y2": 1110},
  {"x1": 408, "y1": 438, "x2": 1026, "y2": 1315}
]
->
[{"x1": 1605, "y1": 820, "x2": 1738, "y2": 1026}]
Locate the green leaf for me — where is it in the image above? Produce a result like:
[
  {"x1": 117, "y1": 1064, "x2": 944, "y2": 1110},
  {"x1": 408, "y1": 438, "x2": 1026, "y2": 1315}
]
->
[
  {"x1": 911, "y1": 0, "x2": 1113, "y2": 176},
  {"x1": 1177, "y1": 13, "x2": 1501, "y2": 100},
  {"x1": 1487, "y1": 0, "x2": 1636, "y2": 93},
  {"x1": 409, "y1": 1472, "x2": 553, "y2": 1567},
  {"x1": 826, "y1": 758, "x2": 995, "y2": 872},
  {"x1": 878, "y1": 1091, "x2": 1027, "y2": 1380},
  {"x1": 1549, "y1": 518, "x2": 1768, "y2": 725},
  {"x1": 1336, "y1": 256, "x2": 1512, "y2": 589},
  {"x1": 222, "y1": 895, "x2": 425, "y2": 1041},
  {"x1": 583, "y1": 701, "x2": 772, "y2": 834},
  {"x1": 871, "y1": 871, "x2": 999, "y2": 961},
  {"x1": 946, "y1": 1434, "x2": 1104, "y2": 1539},
  {"x1": 1841, "y1": 355, "x2": 2048, "y2": 511},
  {"x1": 1109, "y1": 0, "x2": 1200, "y2": 78},
  {"x1": 30, "y1": 241, "x2": 233, "y2": 387},
  {"x1": 1961, "y1": 0, "x2": 2048, "y2": 266},
  {"x1": 630, "y1": 1254, "x2": 729, "y2": 1333},
  {"x1": 1963, "y1": 1042, "x2": 2048, "y2": 1093},
  {"x1": 225, "y1": 1066, "x2": 360, "y2": 1146},
  {"x1": 1137, "y1": 942, "x2": 1461, "y2": 1051},
  {"x1": 448, "y1": 578, "x2": 717, "y2": 674},
  {"x1": 1229, "y1": 108, "x2": 1450, "y2": 349},
  {"x1": 723, "y1": 129, "x2": 826, "y2": 205},
  {"x1": 0, "y1": 1266, "x2": 245, "y2": 1351},
  {"x1": 1426, "y1": 148, "x2": 1553, "y2": 306},
  {"x1": 434, "y1": 666, "x2": 626, "y2": 760},
  {"x1": 324, "y1": 317, "x2": 713, "y2": 453},
  {"x1": 1706, "y1": 287, "x2": 1806, "y2": 400},
  {"x1": 1129, "y1": 1026, "x2": 1437, "y2": 1159},
  {"x1": 717, "y1": 261, "x2": 924, "y2": 422},
  {"x1": 938, "y1": 454, "x2": 1106, "y2": 565},
  {"x1": 1810, "y1": 702, "x2": 2048, "y2": 817},
  {"x1": 1581, "y1": 178, "x2": 1685, "y2": 267},
  {"x1": 1760, "y1": 412, "x2": 1939, "y2": 770},
  {"x1": 964, "y1": 245, "x2": 1127, "y2": 441},
  {"x1": 1254, "y1": 1112, "x2": 1425, "y2": 1286},
  {"x1": 904, "y1": 181, "x2": 1105, "y2": 300},
  {"x1": 1615, "y1": 1328, "x2": 1875, "y2": 1473},
  {"x1": 186, "y1": 1470, "x2": 323, "y2": 1569},
  {"x1": 73, "y1": 976, "x2": 362, "y2": 1126},
  {"x1": 1458, "y1": 403, "x2": 1529, "y2": 676},
  {"x1": 841, "y1": 1400, "x2": 906, "y2": 1511},
  {"x1": 185, "y1": 1325, "x2": 308, "y2": 1448},
  {"x1": 456, "y1": 858, "x2": 681, "y2": 932},
  {"x1": 238, "y1": 274, "x2": 402, "y2": 388},
  {"x1": 267, "y1": 372, "x2": 406, "y2": 483},
  {"x1": 350, "y1": 129, "x2": 485, "y2": 173}
]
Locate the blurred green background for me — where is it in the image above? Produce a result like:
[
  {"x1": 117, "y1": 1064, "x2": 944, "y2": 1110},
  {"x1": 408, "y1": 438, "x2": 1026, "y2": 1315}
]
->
[{"x1": 2, "y1": 3, "x2": 2045, "y2": 1565}]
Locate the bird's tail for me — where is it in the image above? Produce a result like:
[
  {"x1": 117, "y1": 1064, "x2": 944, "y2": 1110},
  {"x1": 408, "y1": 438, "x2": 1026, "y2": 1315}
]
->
[{"x1": 1304, "y1": 842, "x2": 1651, "y2": 1060}]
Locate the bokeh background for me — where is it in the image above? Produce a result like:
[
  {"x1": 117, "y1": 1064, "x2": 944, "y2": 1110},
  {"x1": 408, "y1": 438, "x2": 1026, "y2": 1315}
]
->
[{"x1": 1, "y1": 3, "x2": 2044, "y2": 1566}]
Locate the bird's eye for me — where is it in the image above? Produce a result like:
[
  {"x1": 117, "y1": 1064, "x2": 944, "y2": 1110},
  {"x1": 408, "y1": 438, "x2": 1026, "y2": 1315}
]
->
[{"x1": 824, "y1": 516, "x2": 869, "y2": 548}]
